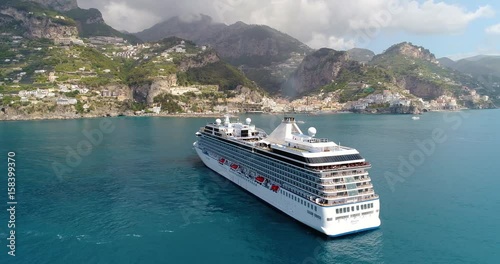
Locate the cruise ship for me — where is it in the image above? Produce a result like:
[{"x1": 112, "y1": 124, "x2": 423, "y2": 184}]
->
[{"x1": 193, "y1": 116, "x2": 380, "y2": 237}]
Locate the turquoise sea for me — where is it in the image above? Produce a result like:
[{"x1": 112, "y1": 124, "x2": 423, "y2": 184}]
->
[{"x1": 0, "y1": 110, "x2": 499, "y2": 263}]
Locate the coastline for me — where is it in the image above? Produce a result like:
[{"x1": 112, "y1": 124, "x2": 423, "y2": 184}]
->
[
  {"x1": 0, "y1": 108, "x2": 487, "y2": 122},
  {"x1": 0, "y1": 112, "x2": 227, "y2": 122}
]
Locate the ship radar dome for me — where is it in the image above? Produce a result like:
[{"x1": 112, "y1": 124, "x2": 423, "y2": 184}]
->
[
  {"x1": 246, "y1": 118, "x2": 251, "y2": 125},
  {"x1": 308, "y1": 127, "x2": 317, "y2": 137},
  {"x1": 216, "y1": 119, "x2": 222, "y2": 125}
]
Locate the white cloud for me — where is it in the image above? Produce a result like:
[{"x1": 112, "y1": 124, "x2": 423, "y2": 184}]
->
[
  {"x1": 78, "y1": 0, "x2": 495, "y2": 49},
  {"x1": 80, "y1": 1, "x2": 162, "y2": 33},
  {"x1": 307, "y1": 33, "x2": 356, "y2": 51},
  {"x1": 485, "y1": 23, "x2": 500, "y2": 34},
  {"x1": 387, "y1": 1, "x2": 495, "y2": 34}
]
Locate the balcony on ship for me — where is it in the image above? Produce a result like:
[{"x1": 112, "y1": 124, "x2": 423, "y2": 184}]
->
[{"x1": 310, "y1": 161, "x2": 371, "y2": 172}]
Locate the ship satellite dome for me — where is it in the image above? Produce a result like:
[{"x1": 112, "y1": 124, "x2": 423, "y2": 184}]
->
[
  {"x1": 216, "y1": 119, "x2": 222, "y2": 125},
  {"x1": 308, "y1": 127, "x2": 317, "y2": 137},
  {"x1": 246, "y1": 118, "x2": 251, "y2": 125}
]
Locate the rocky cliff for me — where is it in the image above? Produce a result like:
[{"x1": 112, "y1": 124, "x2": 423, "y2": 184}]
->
[
  {"x1": 145, "y1": 75, "x2": 178, "y2": 104},
  {"x1": 281, "y1": 48, "x2": 352, "y2": 98},
  {"x1": 178, "y1": 50, "x2": 220, "y2": 71},
  {"x1": 396, "y1": 76, "x2": 444, "y2": 100},
  {"x1": 0, "y1": 7, "x2": 78, "y2": 38},
  {"x1": 374, "y1": 42, "x2": 437, "y2": 63}
]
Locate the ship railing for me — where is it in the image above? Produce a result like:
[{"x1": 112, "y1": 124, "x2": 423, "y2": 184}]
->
[
  {"x1": 320, "y1": 175, "x2": 371, "y2": 185},
  {"x1": 311, "y1": 162, "x2": 371, "y2": 172},
  {"x1": 321, "y1": 187, "x2": 347, "y2": 193},
  {"x1": 307, "y1": 138, "x2": 329, "y2": 143},
  {"x1": 320, "y1": 180, "x2": 345, "y2": 185},
  {"x1": 356, "y1": 183, "x2": 373, "y2": 188},
  {"x1": 310, "y1": 193, "x2": 379, "y2": 206},
  {"x1": 317, "y1": 194, "x2": 379, "y2": 206},
  {"x1": 320, "y1": 170, "x2": 368, "y2": 178}
]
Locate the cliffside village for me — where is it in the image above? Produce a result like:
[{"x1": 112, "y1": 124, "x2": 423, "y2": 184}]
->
[{"x1": 0, "y1": 33, "x2": 493, "y2": 117}]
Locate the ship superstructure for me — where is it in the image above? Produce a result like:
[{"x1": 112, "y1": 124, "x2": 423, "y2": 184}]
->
[{"x1": 193, "y1": 116, "x2": 380, "y2": 237}]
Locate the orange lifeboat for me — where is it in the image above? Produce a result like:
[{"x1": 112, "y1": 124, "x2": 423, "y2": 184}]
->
[
  {"x1": 271, "y1": 185, "x2": 280, "y2": 192},
  {"x1": 255, "y1": 176, "x2": 265, "y2": 183},
  {"x1": 219, "y1": 158, "x2": 225, "y2": 164},
  {"x1": 230, "y1": 164, "x2": 239, "y2": 170}
]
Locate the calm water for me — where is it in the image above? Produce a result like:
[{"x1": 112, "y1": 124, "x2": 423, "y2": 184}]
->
[{"x1": 0, "y1": 110, "x2": 499, "y2": 264}]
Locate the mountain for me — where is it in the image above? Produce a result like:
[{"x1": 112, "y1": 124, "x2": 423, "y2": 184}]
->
[
  {"x1": 281, "y1": 48, "x2": 352, "y2": 98},
  {"x1": 135, "y1": 15, "x2": 312, "y2": 94},
  {"x1": 439, "y1": 55, "x2": 500, "y2": 92},
  {"x1": 23, "y1": 0, "x2": 77, "y2": 12},
  {"x1": 436, "y1": 57, "x2": 455, "y2": 68},
  {"x1": 135, "y1": 14, "x2": 225, "y2": 43},
  {"x1": 0, "y1": 0, "x2": 79, "y2": 39},
  {"x1": 135, "y1": 16, "x2": 311, "y2": 66},
  {"x1": 126, "y1": 37, "x2": 261, "y2": 104},
  {"x1": 347, "y1": 48, "x2": 375, "y2": 63},
  {"x1": 64, "y1": 8, "x2": 141, "y2": 44},
  {"x1": 0, "y1": 0, "x2": 140, "y2": 43},
  {"x1": 279, "y1": 42, "x2": 495, "y2": 107},
  {"x1": 373, "y1": 42, "x2": 437, "y2": 63}
]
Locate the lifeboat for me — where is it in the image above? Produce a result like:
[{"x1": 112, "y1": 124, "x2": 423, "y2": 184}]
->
[
  {"x1": 230, "y1": 163, "x2": 239, "y2": 170},
  {"x1": 219, "y1": 158, "x2": 225, "y2": 164},
  {"x1": 271, "y1": 185, "x2": 280, "y2": 192},
  {"x1": 255, "y1": 176, "x2": 265, "y2": 183}
]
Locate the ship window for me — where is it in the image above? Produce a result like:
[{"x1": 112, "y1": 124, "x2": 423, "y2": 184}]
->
[
  {"x1": 356, "y1": 205, "x2": 359, "y2": 211},
  {"x1": 343, "y1": 208, "x2": 346, "y2": 213},
  {"x1": 351, "y1": 206, "x2": 354, "y2": 211},
  {"x1": 327, "y1": 218, "x2": 333, "y2": 221},
  {"x1": 347, "y1": 207, "x2": 350, "y2": 212}
]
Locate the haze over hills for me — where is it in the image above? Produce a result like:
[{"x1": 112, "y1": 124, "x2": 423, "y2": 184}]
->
[{"x1": 438, "y1": 55, "x2": 500, "y2": 93}]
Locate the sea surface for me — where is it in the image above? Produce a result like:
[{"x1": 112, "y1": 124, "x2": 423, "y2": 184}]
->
[{"x1": 0, "y1": 110, "x2": 499, "y2": 264}]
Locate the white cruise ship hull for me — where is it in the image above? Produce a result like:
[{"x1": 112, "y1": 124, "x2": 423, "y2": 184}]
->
[{"x1": 194, "y1": 142, "x2": 381, "y2": 237}]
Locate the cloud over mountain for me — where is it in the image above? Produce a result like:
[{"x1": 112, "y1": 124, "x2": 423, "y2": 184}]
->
[{"x1": 78, "y1": 0, "x2": 494, "y2": 49}]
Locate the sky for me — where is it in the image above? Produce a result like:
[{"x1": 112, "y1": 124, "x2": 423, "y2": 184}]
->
[{"x1": 77, "y1": 0, "x2": 500, "y2": 60}]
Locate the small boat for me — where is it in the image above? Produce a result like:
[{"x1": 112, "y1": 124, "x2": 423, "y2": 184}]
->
[
  {"x1": 255, "y1": 176, "x2": 265, "y2": 183},
  {"x1": 412, "y1": 116, "x2": 420, "y2": 120},
  {"x1": 219, "y1": 158, "x2": 225, "y2": 164},
  {"x1": 271, "y1": 185, "x2": 280, "y2": 192},
  {"x1": 230, "y1": 163, "x2": 239, "y2": 170}
]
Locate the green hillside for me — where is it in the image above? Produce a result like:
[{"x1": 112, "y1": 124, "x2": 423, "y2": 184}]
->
[{"x1": 0, "y1": 0, "x2": 76, "y2": 26}]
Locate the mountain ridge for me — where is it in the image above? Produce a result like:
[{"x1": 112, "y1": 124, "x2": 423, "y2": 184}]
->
[{"x1": 134, "y1": 14, "x2": 312, "y2": 93}]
